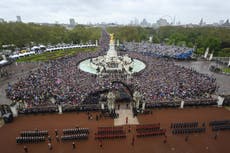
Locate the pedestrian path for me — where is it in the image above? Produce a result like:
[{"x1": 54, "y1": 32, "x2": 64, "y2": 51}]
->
[{"x1": 114, "y1": 107, "x2": 139, "y2": 126}]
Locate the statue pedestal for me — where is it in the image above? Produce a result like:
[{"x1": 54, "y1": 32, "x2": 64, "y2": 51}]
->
[
  {"x1": 58, "y1": 105, "x2": 62, "y2": 114},
  {"x1": 217, "y1": 96, "x2": 224, "y2": 107},
  {"x1": 106, "y1": 44, "x2": 117, "y2": 58},
  {"x1": 10, "y1": 104, "x2": 18, "y2": 117},
  {"x1": 180, "y1": 101, "x2": 184, "y2": 109}
]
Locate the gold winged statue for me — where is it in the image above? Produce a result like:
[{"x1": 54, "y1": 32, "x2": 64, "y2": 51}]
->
[{"x1": 110, "y1": 33, "x2": 114, "y2": 44}]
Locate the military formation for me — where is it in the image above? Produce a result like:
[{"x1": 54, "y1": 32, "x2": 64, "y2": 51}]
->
[
  {"x1": 136, "y1": 123, "x2": 161, "y2": 132},
  {"x1": 136, "y1": 123, "x2": 166, "y2": 137},
  {"x1": 61, "y1": 127, "x2": 89, "y2": 141},
  {"x1": 172, "y1": 127, "x2": 206, "y2": 135},
  {"x1": 16, "y1": 128, "x2": 90, "y2": 144},
  {"x1": 209, "y1": 120, "x2": 230, "y2": 131},
  {"x1": 95, "y1": 126, "x2": 126, "y2": 139},
  {"x1": 61, "y1": 134, "x2": 88, "y2": 141},
  {"x1": 170, "y1": 122, "x2": 199, "y2": 129},
  {"x1": 20, "y1": 130, "x2": 48, "y2": 137},
  {"x1": 16, "y1": 120, "x2": 229, "y2": 153},
  {"x1": 16, "y1": 130, "x2": 48, "y2": 144},
  {"x1": 16, "y1": 136, "x2": 46, "y2": 144},
  {"x1": 171, "y1": 121, "x2": 206, "y2": 135},
  {"x1": 63, "y1": 128, "x2": 89, "y2": 135}
]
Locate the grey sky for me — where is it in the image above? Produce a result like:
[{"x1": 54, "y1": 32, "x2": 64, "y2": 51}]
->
[{"x1": 0, "y1": 0, "x2": 229, "y2": 24}]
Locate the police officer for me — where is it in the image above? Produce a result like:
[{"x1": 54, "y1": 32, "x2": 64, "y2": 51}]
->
[
  {"x1": 202, "y1": 122, "x2": 206, "y2": 127},
  {"x1": 55, "y1": 129, "x2": 58, "y2": 136},
  {"x1": 128, "y1": 125, "x2": 131, "y2": 133},
  {"x1": 185, "y1": 135, "x2": 189, "y2": 142},
  {"x1": 214, "y1": 133, "x2": 218, "y2": 140},
  {"x1": 131, "y1": 135, "x2": 135, "y2": 146},
  {"x1": 48, "y1": 142, "x2": 52, "y2": 150},
  {"x1": 164, "y1": 135, "x2": 167, "y2": 144},
  {"x1": 56, "y1": 135, "x2": 60, "y2": 142},
  {"x1": 24, "y1": 145, "x2": 28, "y2": 153},
  {"x1": 72, "y1": 142, "x2": 76, "y2": 149},
  {"x1": 48, "y1": 135, "x2": 51, "y2": 142},
  {"x1": 100, "y1": 140, "x2": 103, "y2": 148}
]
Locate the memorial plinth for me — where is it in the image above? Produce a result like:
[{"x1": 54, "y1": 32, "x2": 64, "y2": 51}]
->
[{"x1": 79, "y1": 33, "x2": 146, "y2": 75}]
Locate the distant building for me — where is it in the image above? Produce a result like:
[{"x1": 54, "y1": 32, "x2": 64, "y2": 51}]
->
[
  {"x1": 156, "y1": 18, "x2": 169, "y2": 26},
  {"x1": 140, "y1": 18, "x2": 149, "y2": 27},
  {"x1": 0, "y1": 18, "x2": 4, "y2": 23},
  {"x1": 16, "y1": 16, "x2": 22, "y2": 22},
  {"x1": 199, "y1": 18, "x2": 204, "y2": 26},
  {"x1": 223, "y1": 19, "x2": 230, "y2": 26},
  {"x1": 69, "y1": 18, "x2": 76, "y2": 27},
  {"x1": 219, "y1": 20, "x2": 224, "y2": 25},
  {"x1": 129, "y1": 20, "x2": 134, "y2": 26},
  {"x1": 134, "y1": 18, "x2": 139, "y2": 26}
]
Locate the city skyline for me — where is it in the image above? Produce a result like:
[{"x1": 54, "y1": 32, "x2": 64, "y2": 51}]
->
[{"x1": 0, "y1": 0, "x2": 229, "y2": 25}]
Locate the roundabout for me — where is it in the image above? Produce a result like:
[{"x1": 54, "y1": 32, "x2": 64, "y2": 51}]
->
[
  {"x1": 79, "y1": 58, "x2": 146, "y2": 75},
  {"x1": 79, "y1": 33, "x2": 146, "y2": 75}
]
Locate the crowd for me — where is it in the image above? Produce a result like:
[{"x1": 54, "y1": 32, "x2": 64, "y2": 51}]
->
[
  {"x1": 5, "y1": 30, "x2": 217, "y2": 110},
  {"x1": 126, "y1": 51, "x2": 217, "y2": 103},
  {"x1": 6, "y1": 53, "x2": 99, "y2": 106},
  {"x1": 124, "y1": 42, "x2": 193, "y2": 59},
  {"x1": 0, "y1": 68, "x2": 9, "y2": 78},
  {"x1": 99, "y1": 29, "x2": 110, "y2": 53}
]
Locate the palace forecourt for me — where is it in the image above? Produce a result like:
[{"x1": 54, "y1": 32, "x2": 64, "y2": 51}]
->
[{"x1": 0, "y1": 30, "x2": 229, "y2": 153}]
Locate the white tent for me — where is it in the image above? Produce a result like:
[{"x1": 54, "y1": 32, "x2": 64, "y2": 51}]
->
[
  {"x1": 31, "y1": 46, "x2": 39, "y2": 51},
  {"x1": 0, "y1": 55, "x2": 8, "y2": 65}
]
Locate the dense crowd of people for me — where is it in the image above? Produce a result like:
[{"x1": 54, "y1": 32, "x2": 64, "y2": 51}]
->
[
  {"x1": 5, "y1": 30, "x2": 217, "y2": 109},
  {"x1": 127, "y1": 51, "x2": 217, "y2": 103},
  {"x1": 0, "y1": 68, "x2": 9, "y2": 78},
  {"x1": 124, "y1": 42, "x2": 193, "y2": 59},
  {"x1": 99, "y1": 28, "x2": 110, "y2": 53},
  {"x1": 6, "y1": 53, "x2": 99, "y2": 106}
]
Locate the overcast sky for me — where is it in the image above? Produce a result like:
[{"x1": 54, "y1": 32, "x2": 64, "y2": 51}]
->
[{"x1": 0, "y1": 0, "x2": 229, "y2": 24}]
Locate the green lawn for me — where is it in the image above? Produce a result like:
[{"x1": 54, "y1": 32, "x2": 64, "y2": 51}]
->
[
  {"x1": 222, "y1": 67, "x2": 230, "y2": 73},
  {"x1": 16, "y1": 47, "x2": 98, "y2": 62},
  {"x1": 225, "y1": 106, "x2": 230, "y2": 111}
]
